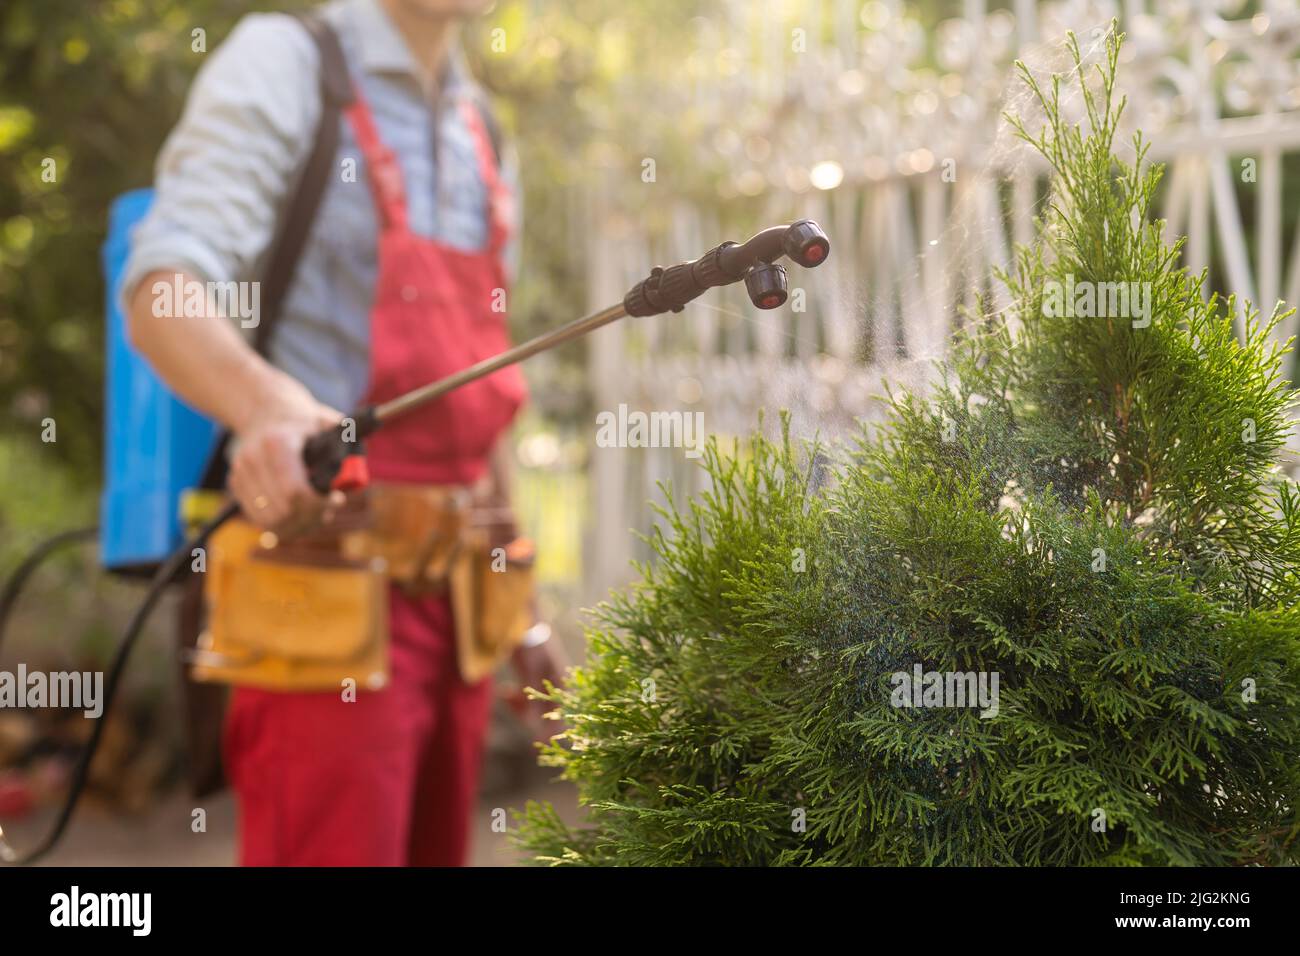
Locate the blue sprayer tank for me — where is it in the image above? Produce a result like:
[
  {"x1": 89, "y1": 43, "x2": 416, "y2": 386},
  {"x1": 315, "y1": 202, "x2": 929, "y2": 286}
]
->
[{"x1": 100, "y1": 189, "x2": 220, "y2": 572}]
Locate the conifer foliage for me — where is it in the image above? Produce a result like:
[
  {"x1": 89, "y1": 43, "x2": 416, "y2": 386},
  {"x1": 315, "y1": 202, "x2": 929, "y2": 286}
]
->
[{"x1": 519, "y1": 30, "x2": 1300, "y2": 866}]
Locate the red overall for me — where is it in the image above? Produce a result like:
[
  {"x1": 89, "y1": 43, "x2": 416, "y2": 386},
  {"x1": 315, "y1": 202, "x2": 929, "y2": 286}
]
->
[{"x1": 223, "y1": 85, "x2": 527, "y2": 867}]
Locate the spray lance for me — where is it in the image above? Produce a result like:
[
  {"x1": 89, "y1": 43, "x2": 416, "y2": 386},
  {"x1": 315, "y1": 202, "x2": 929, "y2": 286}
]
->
[
  {"x1": 0, "y1": 219, "x2": 831, "y2": 864},
  {"x1": 302, "y1": 220, "x2": 830, "y2": 490}
]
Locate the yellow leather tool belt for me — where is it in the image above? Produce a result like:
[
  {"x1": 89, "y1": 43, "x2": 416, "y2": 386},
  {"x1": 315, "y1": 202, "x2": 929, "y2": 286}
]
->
[{"x1": 187, "y1": 483, "x2": 536, "y2": 691}]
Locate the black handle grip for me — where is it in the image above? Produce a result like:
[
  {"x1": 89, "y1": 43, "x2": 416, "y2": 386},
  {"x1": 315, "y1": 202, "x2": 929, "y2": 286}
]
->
[
  {"x1": 302, "y1": 407, "x2": 378, "y2": 494},
  {"x1": 623, "y1": 241, "x2": 742, "y2": 317}
]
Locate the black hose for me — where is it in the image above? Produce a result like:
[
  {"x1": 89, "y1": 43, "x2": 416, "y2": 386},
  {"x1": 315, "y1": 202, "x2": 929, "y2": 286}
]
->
[
  {"x1": 0, "y1": 526, "x2": 99, "y2": 647},
  {"x1": 0, "y1": 503, "x2": 238, "y2": 864}
]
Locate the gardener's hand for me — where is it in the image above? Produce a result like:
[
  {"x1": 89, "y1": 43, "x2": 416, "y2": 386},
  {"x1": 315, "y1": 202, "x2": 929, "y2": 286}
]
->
[{"x1": 229, "y1": 379, "x2": 345, "y2": 533}]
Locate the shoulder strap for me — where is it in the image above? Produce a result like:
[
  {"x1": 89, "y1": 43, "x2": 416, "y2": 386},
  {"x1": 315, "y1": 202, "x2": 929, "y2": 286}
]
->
[
  {"x1": 253, "y1": 11, "x2": 353, "y2": 355},
  {"x1": 199, "y1": 12, "x2": 353, "y2": 491}
]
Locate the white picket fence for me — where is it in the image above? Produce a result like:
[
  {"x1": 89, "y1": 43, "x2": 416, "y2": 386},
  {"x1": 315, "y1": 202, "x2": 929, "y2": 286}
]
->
[{"x1": 578, "y1": 0, "x2": 1300, "y2": 601}]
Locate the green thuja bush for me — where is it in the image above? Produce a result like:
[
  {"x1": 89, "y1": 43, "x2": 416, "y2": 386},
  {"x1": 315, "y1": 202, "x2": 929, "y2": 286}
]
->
[{"x1": 518, "y1": 29, "x2": 1300, "y2": 865}]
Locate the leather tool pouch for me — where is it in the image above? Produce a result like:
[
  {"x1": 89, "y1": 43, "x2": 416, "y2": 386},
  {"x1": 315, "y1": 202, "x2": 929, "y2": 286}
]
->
[
  {"x1": 448, "y1": 529, "x2": 537, "y2": 684},
  {"x1": 189, "y1": 514, "x2": 389, "y2": 692}
]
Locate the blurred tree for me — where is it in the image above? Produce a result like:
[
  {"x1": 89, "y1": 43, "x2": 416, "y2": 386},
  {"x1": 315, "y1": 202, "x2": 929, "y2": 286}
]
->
[{"x1": 0, "y1": 0, "x2": 311, "y2": 477}]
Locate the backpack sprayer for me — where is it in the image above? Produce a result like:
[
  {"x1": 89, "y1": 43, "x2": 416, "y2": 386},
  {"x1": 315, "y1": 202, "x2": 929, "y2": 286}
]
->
[{"x1": 0, "y1": 219, "x2": 831, "y2": 864}]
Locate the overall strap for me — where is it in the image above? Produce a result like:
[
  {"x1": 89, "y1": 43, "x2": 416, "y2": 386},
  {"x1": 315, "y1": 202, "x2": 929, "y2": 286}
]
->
[
  {"x1": 345, "y1": 88, "x2": 410, "y2": 233},
  {"x1": 458, "y1": 96, "x2": 512, "y2": 256}
]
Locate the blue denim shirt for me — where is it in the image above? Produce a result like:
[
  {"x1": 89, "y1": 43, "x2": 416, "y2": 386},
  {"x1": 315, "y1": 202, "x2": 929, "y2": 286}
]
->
[{"x1": 123, "y1": 0, "x2": 519, "y2": 414}]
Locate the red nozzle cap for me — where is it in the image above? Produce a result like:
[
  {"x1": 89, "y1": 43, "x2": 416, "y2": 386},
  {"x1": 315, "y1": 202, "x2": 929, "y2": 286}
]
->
[
  {"x1": 804, "y1": 241, "x2": 825, "y2": 263},
  {"x1": 332, "y1": 454, "x2": 370, "y2": 492}
]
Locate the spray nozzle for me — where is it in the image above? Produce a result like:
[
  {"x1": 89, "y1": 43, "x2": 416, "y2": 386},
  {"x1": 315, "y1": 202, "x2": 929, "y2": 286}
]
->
[
  {"x1": 623, "y1": 219, "x2": 831, "y2": 317},
  {"x1": 745, "y1": 261, "x2": 788, "y2": 310},
  {"x1": 782, "y1": 219, "x2": 831, "y2": 268}
]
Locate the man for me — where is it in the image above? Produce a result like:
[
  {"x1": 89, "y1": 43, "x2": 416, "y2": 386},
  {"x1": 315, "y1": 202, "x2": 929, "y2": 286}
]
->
[{"x1": 124, "y1": 0, "x2": 556, "y2": 866}]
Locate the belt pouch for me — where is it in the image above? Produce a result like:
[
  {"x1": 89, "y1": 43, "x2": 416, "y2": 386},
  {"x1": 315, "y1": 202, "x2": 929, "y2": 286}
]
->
[
  {"x1": 190, "y1": 517, "x2": 389, "y2": 692},
  {"x1": 449, "y1": 531, "x2": 536, "y2": 684}
]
